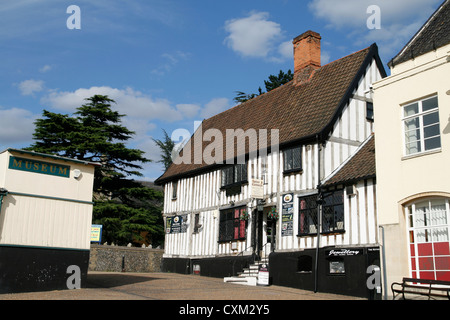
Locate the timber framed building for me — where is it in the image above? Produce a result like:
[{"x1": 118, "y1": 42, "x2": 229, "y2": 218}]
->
[{"x1": 155, "y1": 30, "x2": 387, "y2": 298}]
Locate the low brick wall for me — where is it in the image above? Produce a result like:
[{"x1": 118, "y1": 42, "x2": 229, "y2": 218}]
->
[{"x1": 89, "y1": 245, "x2": 164, "y2": 273}]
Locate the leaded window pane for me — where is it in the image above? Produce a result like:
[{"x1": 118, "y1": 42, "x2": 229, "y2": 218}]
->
[
  {"x1": 322, "y1": 190, "x2": 344, "y2": 233},
  {"x1": 283, "y1": 146, "x2": 302, "y2": 172},
  {"x1": 298, "y1": 195, "x2": 318, "y2": 235}
]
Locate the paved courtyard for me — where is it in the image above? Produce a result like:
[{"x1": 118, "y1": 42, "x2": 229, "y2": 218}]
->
[{"x1": 0, "y1": 271, "x2": 363, "y2": 300}]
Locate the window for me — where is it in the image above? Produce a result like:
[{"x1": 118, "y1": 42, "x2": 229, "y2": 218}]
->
[
  {"x1": 407, "y1": 199, "x2": 450, "y2": 281},
  {"x1": 403, "y1": 96, "x2": 441, "y2": 156},
  {"x1": 219, "y1": 207, "x2": 247, "y2": 242},
  {"x1": 193, "y1": 213, "x2": 201, "y2": 233},
  {"x1": 297, "y1": 255, "x2": 313, "y2": 273},
  {"x1": 221, "y1": 163, "x2": 248, "y2": 188},
  {"x1": 172, "y1": 181, "x2": 178, "y2": 200},
  {"x1": 329, "y1": 258, "x2": 345, "y2": 274},
  {"x1": 322, "y1": 190, "x2": 345, "y2": 233},
  {"x1": 283, "y1": 146, "x2": 302, "y2": 173},
  {"x1": 366, "y1": 101, "x2": 374, "y2": 121},
  {"x1": 298, "y1": 195, "x2": 318, "y2": 236}
]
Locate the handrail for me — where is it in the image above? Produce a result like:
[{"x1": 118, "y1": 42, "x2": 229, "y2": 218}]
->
[{"x1": 231, "y1": 244, "x2": 254, "y2": 276}]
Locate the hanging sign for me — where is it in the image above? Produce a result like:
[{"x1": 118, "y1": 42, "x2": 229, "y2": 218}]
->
[
  {"x1": 251, "y1": 179, "x2": 264, "y2": 199},
  {"x1": 281, "y1": 193, "x2": 294, "y2": 236}
]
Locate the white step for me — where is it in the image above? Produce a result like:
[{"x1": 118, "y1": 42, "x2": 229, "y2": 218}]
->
[
  {"x1": 224, "y1": 276, "x2": 257, "y2": 286},
  {"x1": 224, "y1": 261, "x2": 269, "y2": 286}
]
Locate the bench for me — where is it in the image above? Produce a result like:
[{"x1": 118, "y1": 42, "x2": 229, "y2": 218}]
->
[{"x1": 391, "y1": 277, "x2": 450, "y2": 300}]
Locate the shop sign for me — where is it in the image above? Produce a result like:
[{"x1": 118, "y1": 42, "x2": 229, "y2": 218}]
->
[
  {"x1": 281, "y1": 193, "x2": 294, "y2": 236},
  {"x1": 9, "y1": 156, "x2": 70, "y2": 178},
  {"x1": 327, "y1": 248, "x2": 362, "y2": 256},
  {"x1": 91, "y1": 225, "x2": 103, "y2": 243},
  {"x1": 166, "y1": 215, "x2": 188, "y2": 234},
  {"x1": 257, "y1": 264, "x2": 269, "y2": 286}
]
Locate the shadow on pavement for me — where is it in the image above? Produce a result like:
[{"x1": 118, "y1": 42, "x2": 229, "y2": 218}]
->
[{"x1": 85, "y1": 272, "x2": 162, "y2": 289}]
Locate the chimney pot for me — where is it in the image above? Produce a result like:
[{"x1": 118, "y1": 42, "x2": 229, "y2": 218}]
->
[{"x1": 293, "y1": 30, "x2": 321, "y2": 85}]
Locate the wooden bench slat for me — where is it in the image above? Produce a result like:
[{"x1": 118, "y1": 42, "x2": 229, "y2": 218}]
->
[{"x1": 391, "y1": 277, "x2": 450, "y2": 300}]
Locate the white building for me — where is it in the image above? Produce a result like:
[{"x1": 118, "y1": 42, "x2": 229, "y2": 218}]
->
[
  {"x1": 373, "y1": 0, "x2": 450, "y2": 293},
  {"x1": 0, "y1": 148, "x2": 98, "y2": 293},
  {"x1": 155, "y1": 30, "x2": 387, "y2": 298}
]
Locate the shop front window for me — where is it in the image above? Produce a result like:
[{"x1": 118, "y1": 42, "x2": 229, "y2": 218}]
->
[{"x1": 407, "y1": 198, "x2": 450, "y2": 281}]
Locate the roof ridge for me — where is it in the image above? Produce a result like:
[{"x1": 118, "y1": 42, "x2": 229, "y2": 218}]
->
[
  {"x1": 155, "y1": 44, "x2": 380, "y2": 184},
  {"x1": 207, "y1": 45, "x2": 374, "y2": 122},
  {"x1": 389, "y1": 0, "x2": 449, "y2": 66},
  {"x1": 320, "y1": 45, "x2": 373, "y2": 69}
]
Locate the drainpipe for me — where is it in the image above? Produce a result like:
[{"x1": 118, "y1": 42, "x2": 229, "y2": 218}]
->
[
  {"x1": 0, "y1": 188, "x2": 8, "y2": 212},
  {"x1": 314, "y1": 136, "x2": 322, "y2": 293},
  {"x1": 0, "y1": 188, "x2": 9, "y2": 239},
  {"x1": 379, "y1": 225, "x2": 388, "y2": 300}
]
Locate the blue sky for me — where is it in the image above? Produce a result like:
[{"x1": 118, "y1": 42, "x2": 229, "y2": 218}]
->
[{"x1": 0, "y1": 0, "x2": 443, "y2": 181}]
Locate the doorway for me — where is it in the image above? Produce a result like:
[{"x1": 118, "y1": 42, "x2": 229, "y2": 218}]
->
[{"x1": 252, "y1": 208, "x2": 263, "y2": 261}]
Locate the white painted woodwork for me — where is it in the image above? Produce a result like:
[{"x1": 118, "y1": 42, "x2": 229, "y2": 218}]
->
[{"x1": 163, "y1": 58, "x2": 383, "y2": 259}]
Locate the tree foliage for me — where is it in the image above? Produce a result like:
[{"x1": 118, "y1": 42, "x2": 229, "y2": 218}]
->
[
  {"x1": 264, "y1": 69, "x2": 293, "y2": 92},
  {"x1": 152, "y1": 129, "x2": 176, "y2": 171},
  {"x1": 233, "y1": 69, "x2": 293, "y2": 104},
  {"x1": 29, "y1": 95, "x2": 164, "y2": 246}
]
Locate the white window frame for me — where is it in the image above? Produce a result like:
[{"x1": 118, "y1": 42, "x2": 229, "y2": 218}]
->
[
  {"x1": 406, "y1": 198, "x2": 450, "y2": 280},
  {"x1": 402, "y1": 95, "x2": 441, "y2": 157}
]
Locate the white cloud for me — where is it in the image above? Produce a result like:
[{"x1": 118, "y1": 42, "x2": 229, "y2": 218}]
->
[
  {"x1": 308, "y1": 0, "x2": 442, "y2": 58},
  {"x1": 39, "y1": 65, "x2": 52, "y2": 73},
  {"x1": 18, "y1": 79, "x2": 44, "y2": 96},
  {"x1": 200, "y1": 98, "x2": 231, "y2": 119},
  {"x1": 321, "y1": 51, "x2": 331, "y2": 65},
  {"x1": 0, "y1": 107, "x2": 37, "y2": 145},
  {"x1": 42, "y1": 86, "x2": 183, "y2": 121},
  {"x1": 151, "y1": 51, "x2": 191, "y2": 76},
  {"x1": 176, "y1": 104, "x2": 201, "y2": 118},
  {"x1": 40, "y1": 86, "x2": 231, "y2": 170},
  {"x1": 308, "y1": 0, "x2": 440, "y2": 29},
  {"x1": 224, "y1": 11, "x2": 289, "y2": 61},
  {"x1": 278, "y1": 40, "x2": 293, "y2": 60}
]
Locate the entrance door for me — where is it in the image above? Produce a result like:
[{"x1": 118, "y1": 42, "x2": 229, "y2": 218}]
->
[{"x1": 252, "y1": 209, "x2": 263, "y2": 261}]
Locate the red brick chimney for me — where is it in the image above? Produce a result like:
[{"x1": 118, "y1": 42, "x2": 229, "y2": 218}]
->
[{"x1": 293, "y1": 31, "x2": 321, "y2": 85}]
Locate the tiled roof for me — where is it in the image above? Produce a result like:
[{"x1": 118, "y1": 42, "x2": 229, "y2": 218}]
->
[
  {"x1": 155, "y1": 44, "x2": 383, "y2": 184},
  {"x1": 322, "y1": 135, "x2": 376, "y2": 187},
  {"x1": 390, "y1": 0, "x2": 450, "y2": 67}
]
